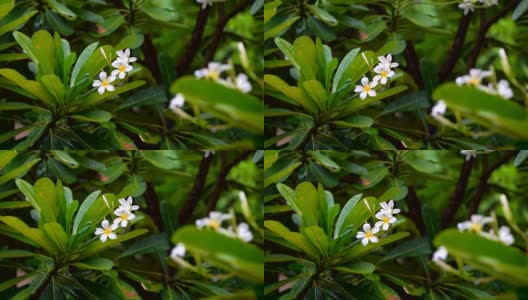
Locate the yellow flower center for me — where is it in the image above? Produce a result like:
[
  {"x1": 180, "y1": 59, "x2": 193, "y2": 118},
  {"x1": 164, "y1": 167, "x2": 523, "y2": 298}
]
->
[
  {"x1": 383, "y1": 217, "x2": 390, "y2": 224},
  {"x1": 119, "y1": 65, "x2": 126, "y2": 72},
  {"x1": 469, "y1": 77, "x2": 480, "y2": 87},
  {"x1": 208, "y1": 71, "x2": 219, "y2": 81},
  {"x1": 104, "y1": 228, "x2": 112, "y2": 235},
  {"x1": 208, "y1": 219, "x2": 221, "y2": 230},
  {"x1": 101, "y1": 80, "x2": 109, "y2": 87},
  {"x1": 363, "y1": 85, "x2": 371, "y2": 92},
  {"x1": 365, "y1": 231, "x2": 373, "y2": 238},
  {"x1": 121, "y1": 213, "x2": 128, "y2": 220},
  {"x1": 470, "y1": 223, "x2": 482, "y2": 233},
  {"x1": 381, "y1": 70, "x2": 388, "y2": 77}
]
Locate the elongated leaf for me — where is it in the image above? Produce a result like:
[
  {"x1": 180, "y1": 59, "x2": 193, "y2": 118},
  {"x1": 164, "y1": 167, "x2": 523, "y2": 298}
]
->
[
  {"x1": 333, "y1": 48, "x2": 360, "y2": 92},
  {"x1": 0, "y1": 68, "x2": 56, "y2": 107},
  {"x1": 72, "y1": 257, "x2": 113, "y2": 270},
  {"x1": 340, "y1": 232, "x2": 410, "y2": 263},
  {"x1": 0, "y1": 216, "x2": 59, "y2": 254},
  {"x1": 0, "y1": 158, "x2": 40, "y2": 185},
  {"x1": 78, "y1": 228, "x2": 148, "y2": 259},
  {"x1": 334, "y1": 194, "x2": 362, "y2": 238},
  {"x1": 0, "y1": 11, "x2": 37, "y2": 36},
  {"x1": 34, "y1": 178, "x2": 58, "y2": 222},
  {"x1": 265, "y1": 220, "x2": 320, "y2": 259},
  {"x1": 340, "y1": 86, "x2": 408, "y2": 117},
  {"x1": 70, "y1": 42, "x2": 98, "y2": 86},
  {"x1": 172, "y1": 226, "x2": 264, "y2": 283},
  {"x1": 72, "y1": 190, "x2": 101, "y2": 234},
  {"x1": 42, "y1": 222, "x2": 68, "y2": 253},
  {"x1": 41, "y1": 74, "x2": 65, "y2": 105},
  {"x1": 77, "y1": 80, "x2": 146, "y2": 109}
]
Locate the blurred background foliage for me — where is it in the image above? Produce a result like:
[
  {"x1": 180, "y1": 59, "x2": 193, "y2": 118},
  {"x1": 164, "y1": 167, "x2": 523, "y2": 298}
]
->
[
  {"x1": 265, "y1": 150, "x2": 528, "y2": 299},
  {"x1": 0, "y1": 150, "x2": 264, "y2": 299}
]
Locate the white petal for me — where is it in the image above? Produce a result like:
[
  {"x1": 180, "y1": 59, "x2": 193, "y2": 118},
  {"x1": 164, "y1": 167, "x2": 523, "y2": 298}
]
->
[
  {"x1": 101, "y1": 234, "x2": 108, "y2": 242},
  {"x1": 368, "y1": 90, "x2": 377, "y2": 97},
  {"x1": 99, "y1": 71, "x2": 107, "y2": 80},
  {"x1": 106, "y1": 84, "x2": 115, "y2": 92},
  {"x1": 121, "y1": 220, "x2": 128, "y2": 227},
  {"x1": 119, "y1": 72, "x2": 126, "y2": 79},
  {"x1": 370, "y1": 236, "x2": 379, "y2": 243},
  {"x1": 110, "y1": 223, "x2": 119, "y2": 230},
  {"x1": 102, "y1": 219, "x2": 109, "y2": 228},
  {"x1": 361, "y1": 77, "x2": 369, "y2": 85},
  {"x1": 363, "y1": 223, "x2": 371, "y2": 231},
  {"x1": 108, "y1": 232, "x2": 117, "y2": 239},
  {"x1": 98, "y1": 86, "x2": 105, "y2": 95},
  {"x1": 92, "y1": 80, "x2": 102, "y2": 87},
  {"x1": 111, "y1": 70, "x2": 120, "y2": 78},
  {"x1": 375, "y1": 221, "x2": 383, "y2": 228},
  {"x1": 95, "y1": 229, "x2": 104, "y2": 235},
  {"x1": 354, "y1": 86, "x2": 364, "y2": 93},
  {"x1": 360, "y1": 91, "x2": 367, "y2": 100},
  {"x1": 356, "y1": 232, "x2": 366, "y2": 238},
  {"x1": 382, "y1": 223, "x2": 389, "y2": 230},
  {"x1": 362, "y1": 238, "x2": 369, "y2": 246}
]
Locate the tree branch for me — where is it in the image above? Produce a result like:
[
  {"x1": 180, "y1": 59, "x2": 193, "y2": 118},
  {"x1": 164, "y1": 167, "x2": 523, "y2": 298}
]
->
[
  {"x1": 403, "y1": 40, "x2": 424, "y2": 89},
  {"x1": 141, "y1": 34, "x2": 162, "y2": 82},
  {"x1": 204, "y1": 0, "x2": 251, "y2": 63},
  {"x1": 466, "y1": 0, "x2": 520, "y2": 70},
  {"x1": 468, "y1": 151, "x2": 516, "y2": 214},
  {"x1": 441, "y1": 157, "x2": 474, "y2": 227},
  {"x1": 144, "y1": 182, "x2": 163, "y2": 231},
  {"x1": 178, "y1": 153, "x2": 214, "y2": 224},
  {"x1": 406, "y1": 186, "x2": 426, "y2": 235},
  {"x1": 207, "y1": 151, "x2": 252, "y2": 212},
  {"x1": 175, "y1": 7, "x2": 210, "y2": 76},
  {"x1": 438, "y1": 13, "x2": 472, "y2": 82}
]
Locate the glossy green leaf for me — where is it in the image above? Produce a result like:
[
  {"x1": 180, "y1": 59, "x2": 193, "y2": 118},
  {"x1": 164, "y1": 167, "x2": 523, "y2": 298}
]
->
[{"x1": 72, "y1": 257, "x2": 114, "y2": 270}]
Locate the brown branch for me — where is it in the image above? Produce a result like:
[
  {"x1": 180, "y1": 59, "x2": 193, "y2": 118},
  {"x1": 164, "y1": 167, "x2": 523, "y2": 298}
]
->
[
  {"x1": 144, "y1": 182, "x2": 163, "y2": 231},
  {"x1": 466, "y1": 0, "x2": 520, "y2": 70},
  {"x1": 178, "y1": 153, "x2": 214, "y2": 224},
  {"x1": 403, "y1": 40, "x2": 424, "y2": 89},
  {"x1": 207, "y1": 151, "x2": 252, "y2": 212},
  {"x1": 204, "y1": 0, "x2": 251, "y2": 63},
  {"x1": 438, "y1": 12, "x2": 472, "y2": 82},
  {"x1": 406, "y1": 186, "x2": 426, "y2": 235},
  {"x1": 441, "y1": 157, "x2": 474, "y2": 227},
  {"x1": 175, "y1": 7, "x2": 210, "y2": 76},
  {"x1": 141, "y1": 34, "x2": 162, "y2": 82},
  {"x1": 468, "y1": 151, "x2": 516, "y2": 214}
]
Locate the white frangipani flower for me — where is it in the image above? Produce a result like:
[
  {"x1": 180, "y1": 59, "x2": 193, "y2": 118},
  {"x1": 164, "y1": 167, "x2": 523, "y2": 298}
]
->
[
  {"x1": 457, "y1": 214, "x2": 493, "y2": 233},
  {"x1": 497, "y1": 80, "x2": 513, "y2": 99},
  {"x1": 354, "y1": 77, "x2": 377, "y2": 100},
  {"x1": 456, "y1": 68, "x2": 491, "y2": 87},
  {"x1": 431, "y1": 100, "x2": 447, "y2": 117},
  {"x1": 379, "y1": 200, "x2": 401, "y2": 216},
  {"x1": 235, "y1": 222, "x2": 253, "y2": 242},
  {"x1": 233, "y1": 73, "x2": 252, "y2": 93},
  {"x1": 113, "y1": 207, "x2": 136, "y2": 227},
  {"x1": 373, "y1": 65, "x2": 395, "y2": 85},
  {"x1": 94, "y1": 219, "x2": 118, "y2": 243},
  {"x1": 170, "y1": 243, "x2": 186, "y2": 259},
  {"x1": 460, "y1": 150, "x2": 477, "y2": 161},
  {"x1": 374, "y1": 211, "x2": 397, "y2": 231},
  {"x1": 169, "y1": 93, "x2": 185, "y2": 110},
  {"x1": 118, "y1": 197, "x2": 140, "y2": 212},
  {"x1": 196, "y1": 0, "x2": 213, "y2": 9},
  {"x1": 377, "y1": 54, "x2": 399, "y2": 70},
  {"x1": 194, "y1": 62, "x2": 231, "y2": 81},
  {"x1": 432, "y1": 246, "x2": 448, "y2": 262},
  {"x1": 195, "y1": 211, "x2": 231, "y2": 230},
  {"x1": 92, "y1": 71, "x2": 116, "y2": 95},
  {"x1": 111, "y1": 60, "x2": 133, "y2": 79},
  {"x1": 115, "y1": 48, "x2": 137, "y2": 64},
  {"x1": 498, "y1": 225, "x2": 514, "y2": 245},
  {"x1": 356, "y1": 223, "x2": 379, "y2": 246},
  {"x1": 458, "y1": 0, "x2": 476, "y2": 15}
]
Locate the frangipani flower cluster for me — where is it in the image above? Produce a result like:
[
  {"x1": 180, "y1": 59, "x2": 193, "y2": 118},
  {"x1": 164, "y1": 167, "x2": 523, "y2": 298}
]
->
[
  {"x1": 196, "y1": 0, "x2": 223, "y2": 10},
  {"x1": 456, "y1": 68, "x2": 513, "y2": 99},
  {"x1": 170, "y1": 211, "x2": 254, "y2": 259},
  {"x1": 92, "y1": 48, "x2": 137, "y2": 95},
  {"x1": 458, "y1": 0, "x2": 499, "y2": 15},
  {"x1": 355, "y1": 54, "x2": 399, "y2": 100},
  {"x1": 433, "y1": 213, "x2": 515, "y2": 269},
  {"x1": 356, "y1": 200, "x2": 401, "y2": 246},
  {"x1": 94, "y1": 196, "x2": 140, "y2": 243}
]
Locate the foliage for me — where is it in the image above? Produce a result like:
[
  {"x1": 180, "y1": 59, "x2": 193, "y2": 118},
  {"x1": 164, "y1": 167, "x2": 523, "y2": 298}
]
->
[
  {"x1": 264, "y1": 0, "x2": 528, "y2": 149},
  {"x1": 0, "y1": 150, "x2": 263, "y2": 299},
  {"x1": 265, "y1": 150, "x2": 528, "y2": 299},
  {"x1": 0, "y1": 0, "x2": 264, "y2": 149}
]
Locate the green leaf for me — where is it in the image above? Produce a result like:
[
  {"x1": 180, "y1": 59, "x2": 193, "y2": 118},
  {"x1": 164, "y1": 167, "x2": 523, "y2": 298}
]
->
[
  {"x1": 0, "y1": 68, "x2": 56, "y2": 107},
  {"x1": 334, "y1": 194, "x2": 362, "y2": 238},
  {"x1": 0, "y1": 10, "x2": 37, "y2": 36},
  {"x1": 117, "y1": 233, "x2": 169, "y2": 259},
  {"x1": 42, "y1": 222, "x2": 68, "y2": 253},
  {"x1": 172, "y1": 226, "x2": 264, "y2": 283},
  {"x1": 292, "y1": 36, "x2": 318, "y2": 81},
  {"x1": 0, "y1": 102, "x2": 44, "y2": 110},
  {"x1": 333, "y1": 48, "x2": 360, "y2": 92},
  {"x1": 77, "y1": 80, "x2": 146, "y2": 109},
  {"x1": 171, "y1": 77, "x2": 264, "y2": 134},
  {"x1": 0, "y1": 249, "x2": 35, "y2": 259},
  {"x1": 69, "y1": 110, "x2": 111, "y2": 123},
  {"x1": 434, "y1": 229, "x2": 528, "y2": 285},
  {"x1": 31, "y1": 30, "x2": 56, "y2": 75},
  {"x1": 303, "y1": 226, "x2": 329, "y2": 256},
  {"x1": 0, "y1": 0, "x2": 14, "y2": 20},
  {"x1": 70, "y1": 42, "x2": 98, "y2": 87},
  {"x1": 307, "y1": 5, "x2": 337, "y2": 25},
  {"x1": 334, "y1": 261, "x2": 375, "y2": 274},
  {"x1": 308, "y1": 151, "x2": 340, "y2": 171},
  {"x1": 0, "y1": 201, "x2": 32, "y2": 209},
  {"x1": 41, "y1": 74, "x2": 65, "y2": 105},
  {"x1": 34, "y1": 178, "x2": 59, "y2": 222},
  {"x1": 47, "y1": 0, "x2": 76, "y2": 19},
  {"x1": 513, "y1": 0, "x2": 528, "y2": 20},
  {"x1": 340, "y1": 86, "x2": 408, "y2": 117},
  {"x1": 264, "y1": 14, "x2": 299, "y2": 40},
  {"x1": 264, "y1": 74, "x2": 319, "y2": 113},
  {"x1": 265, "y1": 220, "x2": 319, "y2": 259},
  {"x1": 0, "y1": 216, "x2": 59, "y2": 254},
  {"x1": 381, "y1": 237, "x2": 431, "y2": 262},
  {"x1": 302, "y1": 80, "x2": 327, "y2": 110},
  {"x1": 0, "y1": 53, "x2": 28, "y2": 61},
  {"x1": 50, "y1": 150, "x2": 79, "y2": 167},
  {"x1": 433, "y1": 84, "x2": 528, "y2": 139},
  {"x1": 72, "y1": 257, "x2": 114, "y2": 270},
  {"x1": 0, "y1": 150, "x2": 17, "y2": 171},
  {"x1": 340, "y1": 232, "x2": 410, "y2": 263},
  {"x1": 97, "y1": 14, "x2": 125, "y2": 37},
  {"x1": 0, "y1": 158, "x2": 40, "y2": 185},
  {"x1": 72, "y1": 190, "x2": 101, "y2": 234},
  {"x1": 0, "y1": 271, "x2": 42, "y2": 292},
  {"x1": 78, "y1": 228, "x2": 148, "y2": 258},
  {"x1": 333, "y1": 115, "x2": 374, "y2": 128}
]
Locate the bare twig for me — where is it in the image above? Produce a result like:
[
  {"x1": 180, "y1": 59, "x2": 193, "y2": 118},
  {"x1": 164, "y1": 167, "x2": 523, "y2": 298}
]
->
[
  {"x1": 207, "y1": 151, "x2": 252, "y2": 212},
  {"x1": 438, "y1": 13, "x2": 472, "y2": 82},
  {"x1": 178, "y1": 153, "x2": 214, "y2": 224},
  {"x1": 441, "y1": 157, "x2": 474, "y2": 227},
  {"x1": 403, "y1": 40, "x2": 424, "y2": 89},
  {"x1": 141, "y1": 34, "x2": 162, "y2": 82},
  {"x1": 406, "y1": 186, "x2": 426, "y2": 235},
  {"x1": 175, "y1": 7, "x2": 210, "y2": 75},
  {"x1": 468, "y1": 151, "x2": 516, "y2": 214}
]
